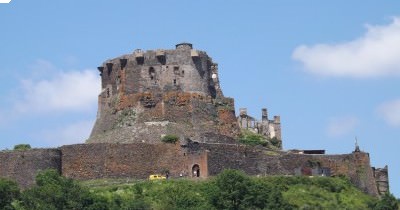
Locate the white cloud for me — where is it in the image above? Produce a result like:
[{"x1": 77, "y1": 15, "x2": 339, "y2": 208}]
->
[
  {"x1": 39, "y1": 120, "x2": 94, "y2": 146},
  {"x1": 377, "y1": 99, "x2": 400, "y2": 127},
  {"x1": 292, "y1": 17, "x2": 400, "y2": 78},
  {"x1": 327, "y1": 116, "x2": 359, "y2": 137},
  {"x1": 14, "y1": 61, "x2": 100, "y2": 113}
]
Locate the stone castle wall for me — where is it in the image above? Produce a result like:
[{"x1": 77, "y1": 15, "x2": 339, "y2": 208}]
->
[
  {"x1": 373, "y1": 166, "x2": 389, "y2": 195},
  {"x1": 197, "y1": 143, "x2": 378, "y2": 196},
  {"x1": 0, "y1": 149, "x2": 61, "y2": 188},
  {"x1": 0, "y1": 143, "x2": 381, "y2": 196},
  {"x1": 60, "y1": 143, "x2": 208, "y2": 180}
]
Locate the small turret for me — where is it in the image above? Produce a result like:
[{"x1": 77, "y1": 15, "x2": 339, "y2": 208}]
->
[
  {"x1": 262, "y1": 108, "x2": 268, "y2": 121},
  {"x1": 273, "y1": 116, "x2": 280, "y2": 124}
]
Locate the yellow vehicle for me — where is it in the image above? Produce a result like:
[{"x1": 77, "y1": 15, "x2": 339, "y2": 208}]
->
[{"x1": 149, "y1": 174, "x2": 166, "y2": 180}]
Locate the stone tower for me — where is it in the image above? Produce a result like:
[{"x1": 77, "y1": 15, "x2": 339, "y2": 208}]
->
[
  {"x1": 87, "y1": 43, "x2": 239, "y2": 144},
  {"x1": 237, "y1": 108, "x2": 282, "y2": 149}
]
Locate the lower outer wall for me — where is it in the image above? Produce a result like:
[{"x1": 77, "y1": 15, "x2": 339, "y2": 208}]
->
[
  {"x1": 60, "y1": 143, "x2": 208, "y2": 180},
  {"x1": 0, "y1": 149, "x2": 61, "y2": 188},
  {"x1": 200, "y1": 144, "x2": 378, "y2": 196},
  {"x1": 0, "y1": 143, "x2": 378, "y2": 197}
]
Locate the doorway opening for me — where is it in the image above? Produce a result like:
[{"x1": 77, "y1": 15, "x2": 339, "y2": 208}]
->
[{"x1": 192, "y1": 164, "x2": 200, "y2": 177}]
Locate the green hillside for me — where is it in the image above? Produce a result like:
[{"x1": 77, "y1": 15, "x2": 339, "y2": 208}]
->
[{"x1": 1, "y1": 169, "x2": 398, "y2": 210}]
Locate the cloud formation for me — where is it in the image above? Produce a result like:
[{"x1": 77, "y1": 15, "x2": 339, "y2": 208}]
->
[
  {"x1": 292, "y1": 17, "x2": 400, "y2": 78},
  {"x1": 327, "y1": 116, "x2": 359, "y2": 137},
  {"x1": 15, "y1": 62, "x2": 100, "y2": 113},
  {"x1": 377, "y1": 99, "x2": 400, "y2": 127}
]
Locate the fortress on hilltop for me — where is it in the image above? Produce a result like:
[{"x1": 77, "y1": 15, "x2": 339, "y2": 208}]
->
[
  {"x1": 88, "y1": 42, "x2": 281, "y2": 147},
  {"x1": 0, "y1": 43, "x2": 389, "y2": 197}
]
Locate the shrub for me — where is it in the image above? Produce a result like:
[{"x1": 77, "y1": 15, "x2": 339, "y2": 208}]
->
[
  {"x1": 269, "y1": 137, "x2": 281, "y2": 148},
  {"x1": 13, "y1": 144, "x2": 31, "y2": 151},
  {"x1": 207, "y1": 169, "x2": 251, "y2": 210},
  {"x1": 19, "y1": 170, "x2": 99, "y2": 210},
  {"x1": 0, "y1": 178, "x2": 20, "y2": 210},
  {"x1": 238, "y1": 129, "x2": 268, "y2": 146},
  {"x1": 161, "y1": 134, "x2": 179, "y2": 143},
  {"x1": 373, "y1": 193, "x2": 399, "y2": 210}
]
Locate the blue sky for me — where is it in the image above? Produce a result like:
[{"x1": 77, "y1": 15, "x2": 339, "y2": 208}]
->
[{"x1": 1, "y1": 0, "x2": 399, "y2": 197}]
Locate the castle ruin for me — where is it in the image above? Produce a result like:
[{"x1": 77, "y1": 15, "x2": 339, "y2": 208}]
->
[
  {"x1": 0, "y1": 43, "x2": 388, "y2": 197},
  {"x1": 88, "y1": 43, "x2": 239, "y2": 144}
]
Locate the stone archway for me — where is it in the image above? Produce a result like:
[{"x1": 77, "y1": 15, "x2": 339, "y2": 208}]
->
[{"x1": 192, "y1": 164, "x2": 200, "y2": 177}]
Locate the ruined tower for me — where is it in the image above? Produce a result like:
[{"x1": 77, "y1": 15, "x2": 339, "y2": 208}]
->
[
  {"x1": 237, "y1": 108, "x2": 282, "y2": 149},
  {"x1": 88, "y1": 43, "x2": 239, "y2": 144}
]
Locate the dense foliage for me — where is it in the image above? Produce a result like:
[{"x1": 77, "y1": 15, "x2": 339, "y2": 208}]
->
[
  {"x1": 2, "y1": 169, "x2": 399, "y2": 210},
  {"x1": 0, "y1": 178, "x2": 20, "y2": 210},
  {"x1": 12, "y1": 170, "x2": 100, "y2": 210},
  {"x1": 238, "y1": 130, "x2": 282, "y2": 149},
  {"x1": 13, "y1": 144, "x2": 31, "y2": 151},
  {"x1": 238, "y1": 129, "x2": 268, "y2": 146},
  {"x1": 161, "y1": 134, "x2": 179, "y2": 143},
  {"x1": 374, "y1": 193, "x2": 399, "y2": 210}
]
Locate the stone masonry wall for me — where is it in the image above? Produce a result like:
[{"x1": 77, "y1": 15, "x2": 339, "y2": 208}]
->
[
  {"x1": 0, "y1": 143, "x2": 380, "y2": 197},
  {"x1": 60, "y1": 143, "x2": 208, "y2": 180},
  {"x1": 0, "y1": 149, "x2": 61, "y2": 188},
  {"x1": 200, "y1": 143, "x2": 379, "y2": 196}
]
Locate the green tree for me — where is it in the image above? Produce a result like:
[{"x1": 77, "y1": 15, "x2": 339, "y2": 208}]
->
[
  {"x1": 207, "y1": 169, "x2": 251, "y2": 210},
  {"x1": 243, "y1": 179, "x2": 292, "y2": 210},
  {"x1": 157, "y1": 181, "x2": 207, "y2": 210},
  {"x1": 13, "y1": 144, "x2": 31, "y2": 151},
  {"x1": 0, "y1": 178, "x2": 20, "y2": 210},
  {"x1": 374, "y1": 193, "x2": 399, "y2": 210},
  {"x1": 18, "y1": 170, "x2": 99, "y2": 210}
]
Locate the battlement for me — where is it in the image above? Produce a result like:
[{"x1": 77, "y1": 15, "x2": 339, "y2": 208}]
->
[{"x1": 97, "y1": 43, "x2": 221, "y2": 98}]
